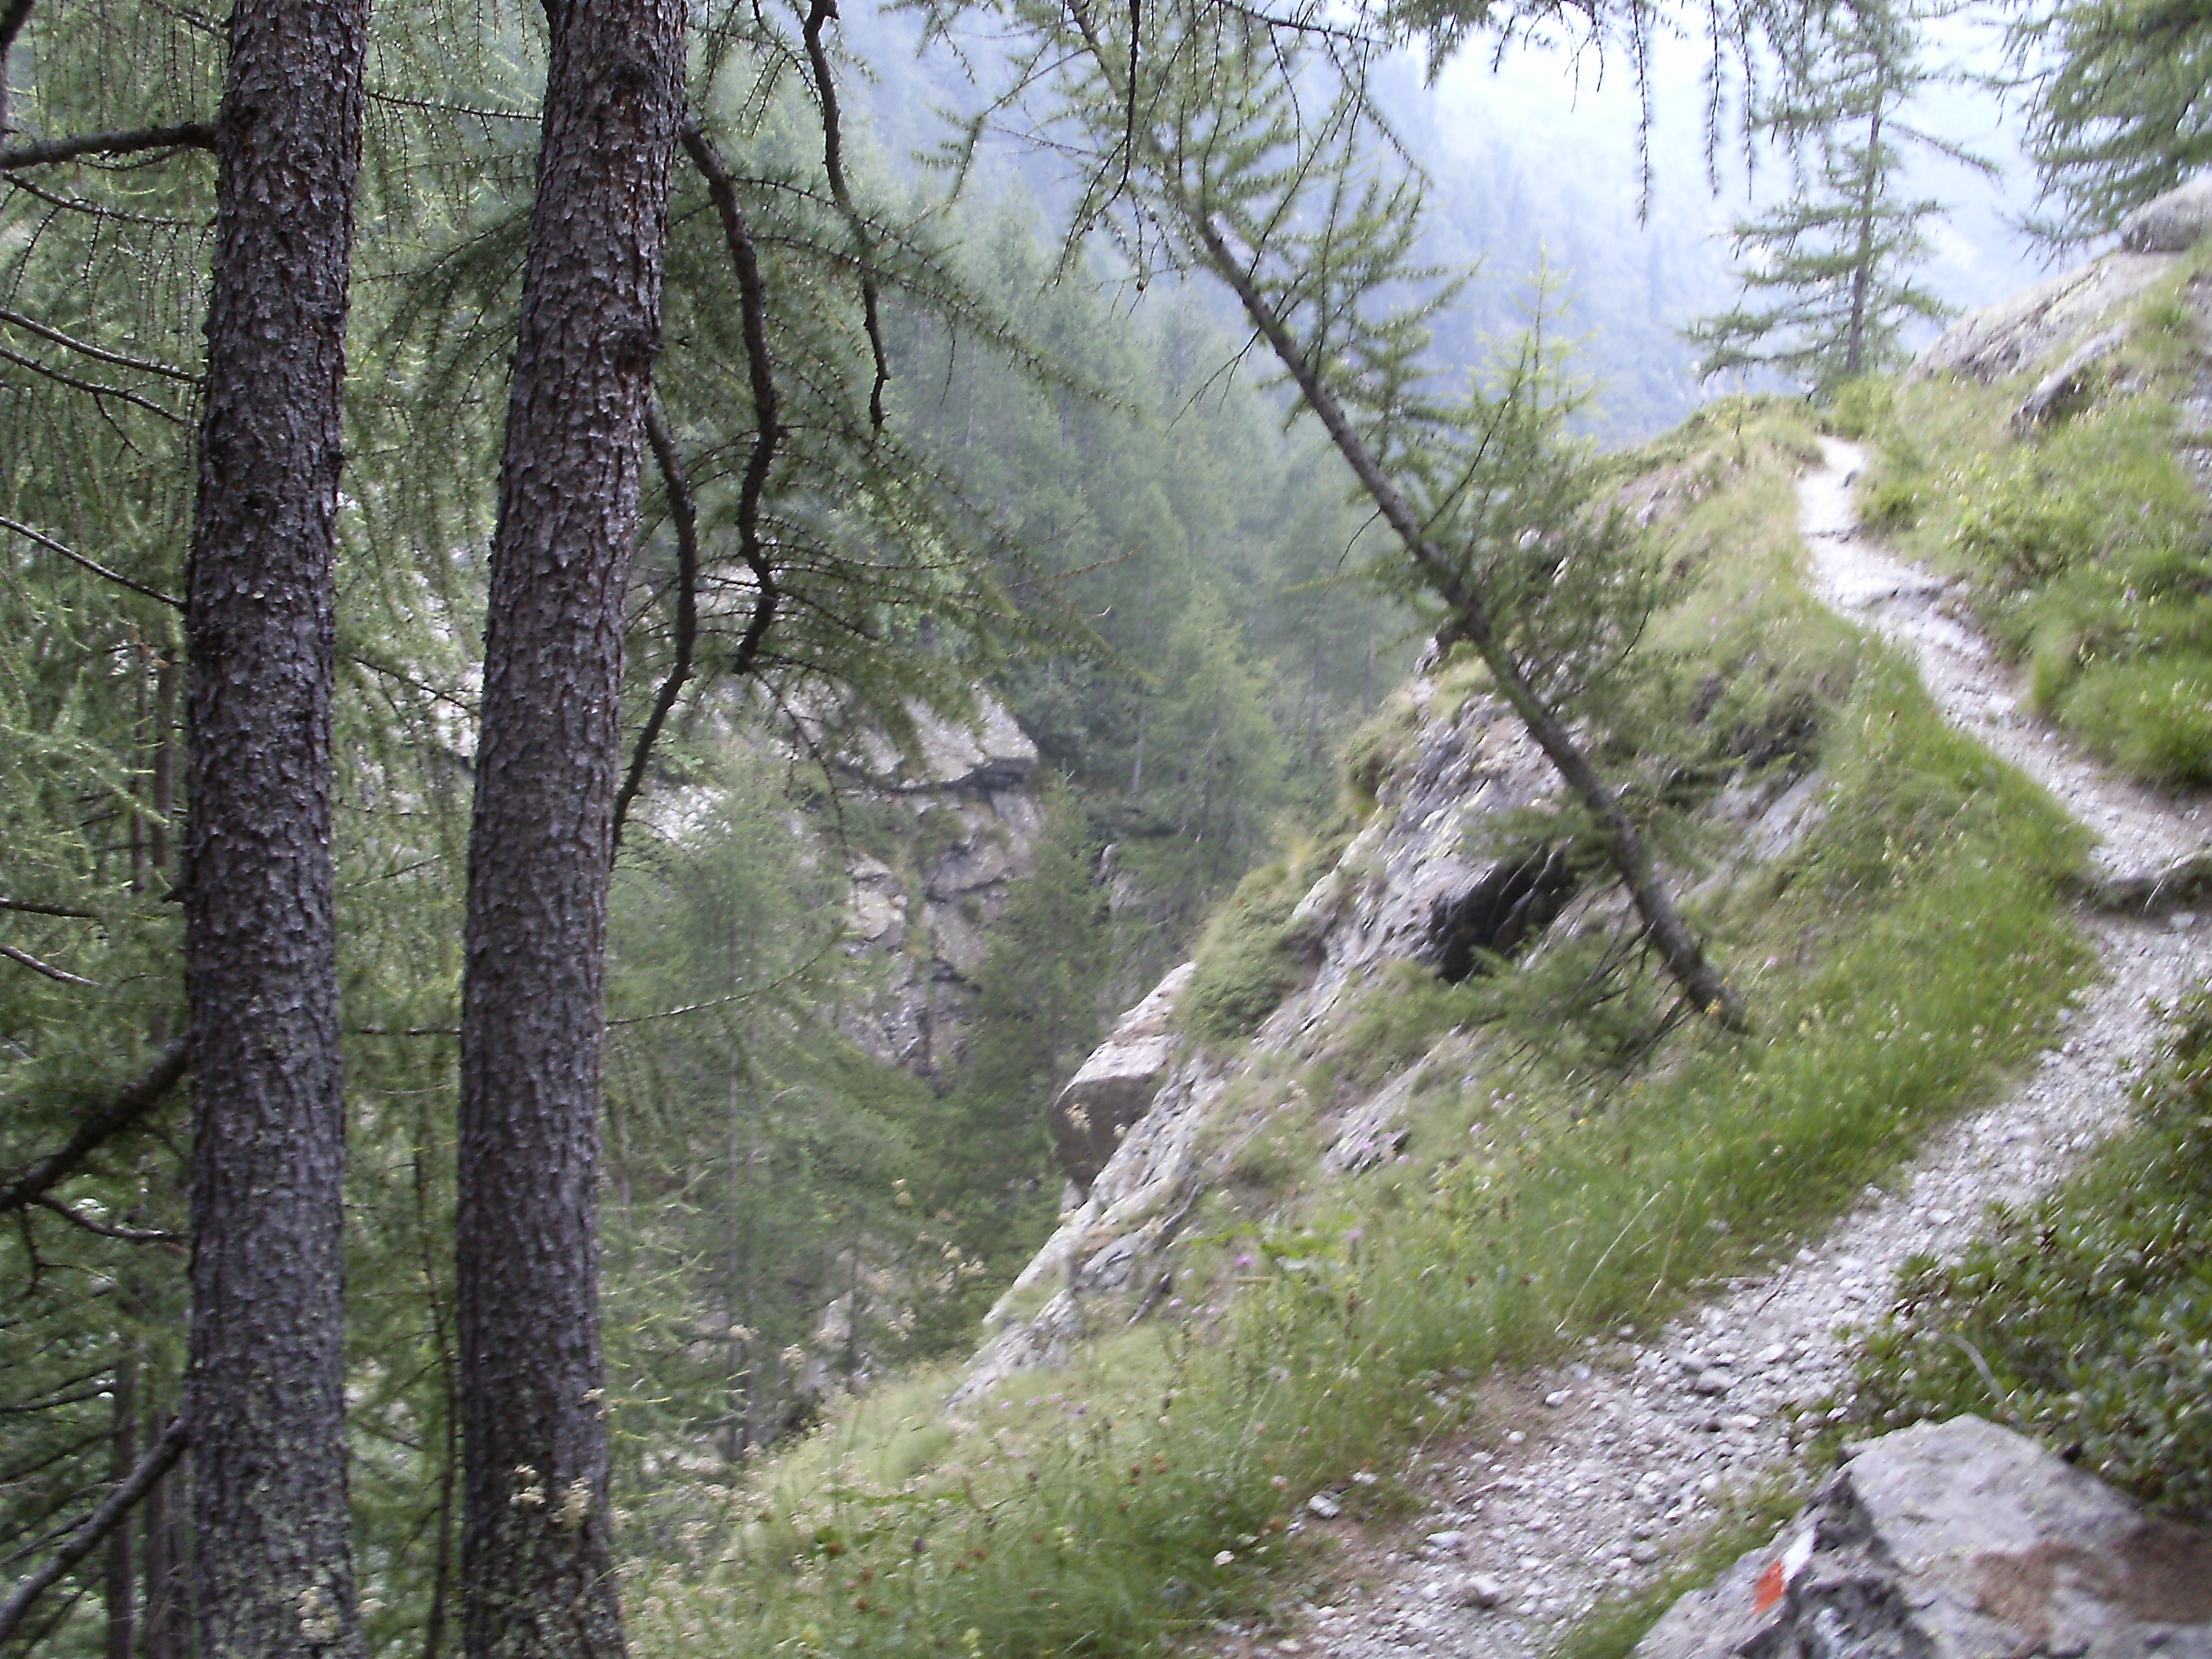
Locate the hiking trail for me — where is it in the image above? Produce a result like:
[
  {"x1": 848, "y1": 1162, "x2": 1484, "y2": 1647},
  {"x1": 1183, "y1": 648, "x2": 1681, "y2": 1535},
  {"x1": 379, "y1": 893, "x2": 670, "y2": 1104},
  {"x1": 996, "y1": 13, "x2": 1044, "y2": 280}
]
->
[{"x1": 1236, "y1": 440, "x2": 2212, "y2": 1659}]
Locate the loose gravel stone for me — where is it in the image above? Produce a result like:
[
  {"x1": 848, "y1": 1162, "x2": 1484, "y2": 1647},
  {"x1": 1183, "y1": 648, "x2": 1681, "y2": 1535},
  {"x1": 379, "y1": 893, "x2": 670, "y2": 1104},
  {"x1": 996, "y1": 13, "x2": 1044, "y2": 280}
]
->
[{"x1": 1271, "y1": 444, "x2": 2212, "y2": 1659}]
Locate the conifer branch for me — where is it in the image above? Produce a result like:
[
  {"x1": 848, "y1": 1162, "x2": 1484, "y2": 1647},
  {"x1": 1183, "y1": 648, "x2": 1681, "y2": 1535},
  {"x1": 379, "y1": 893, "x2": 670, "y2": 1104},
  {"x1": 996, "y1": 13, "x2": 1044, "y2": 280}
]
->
[
  {"x1": 0, "y1": 898, "x2": 99, "y2": 920},
  {"x1": 0, "y1": 516, "x2": 183, "y2": 609},
  {"x1": 679, "y1": 122, "x2": 783, "y2": 675},
  {"x1": 0, "y1": 1417, "x2": 188, "y2": 1646},
  {"x1": 612, "y1": 400, "x2": 701, "y2": 855},
  {"x1": 0, "y1": 342, "x2": 189, "y2": 424},
  {"x1": 0, "y1": 307, "x2": 201, "y2": 383},
  {"x1": 0, "y1": 122, "x2": 215, "y2": 170},
  {"x1": 0, "y1": 1038, "x2": 189, "y2": 1216},
  {"x1": 30, "y1": 1195, "x2": 181, "y2": 1243},
  {"x1": 0, "y1": 943, "x2": 104, "y2": 989},
  {"x1": 799, "y1": 0, "x2": 888, "y2": 429}
]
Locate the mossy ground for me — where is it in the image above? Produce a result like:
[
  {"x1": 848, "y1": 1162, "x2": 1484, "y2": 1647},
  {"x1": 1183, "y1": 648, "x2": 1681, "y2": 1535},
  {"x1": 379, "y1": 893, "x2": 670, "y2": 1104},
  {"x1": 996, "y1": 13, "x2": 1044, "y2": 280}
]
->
[{"x1": 620, "y1": 403, "x2": 2092, "y2": 1659}]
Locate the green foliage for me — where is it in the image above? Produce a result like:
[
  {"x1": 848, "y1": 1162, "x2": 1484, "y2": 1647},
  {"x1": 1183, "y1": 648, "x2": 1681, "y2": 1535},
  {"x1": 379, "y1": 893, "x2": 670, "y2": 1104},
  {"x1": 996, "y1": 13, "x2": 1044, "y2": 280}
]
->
[
  {"x1": 1856, "y1": 992, "x2": 2212, "y2": 1524},
  {"x1": 1688, "y1": 0, "x2": 1970, "y2": 397},
  {"x1": 1181, "y1": 862, "x2": 1307, "y2": 1043},
  {"x1": 624, "y1": 413, "x2": 2091, "y2": 1659},
  {"x1": 2012, "y1": 0, "x2": 2212, "y2": 246},
  {"x1": 1871, "y1": 368, "x2": 2212, "y2": 784},
  {"x1": 1824, "y1": 376, "x2": 1896, "y2": 440}
]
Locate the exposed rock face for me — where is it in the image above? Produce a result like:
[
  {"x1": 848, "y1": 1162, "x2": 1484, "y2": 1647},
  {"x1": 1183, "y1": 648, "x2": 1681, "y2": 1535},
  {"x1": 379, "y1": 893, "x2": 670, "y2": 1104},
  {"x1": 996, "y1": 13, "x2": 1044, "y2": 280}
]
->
[
  {"x1": 2120, "y1": 174, "x2": 2212, "y2": 254},
  {"x1": 1307, "y1": 683, "x2": 1566, "y2": 995},
  {"x1": 830, "y1": 692, "x2": 1045, "y2": 1079},
  {"x1": 2013, "y1": 326, "x2": 2130, "y2": 433},
  {"x1": 1913, "y1": 177, "x2": 2208, "y2": 391},
  {"x1": 952, "y1": 682, "x2": 1577, "y2": 1402},
  {"x1": 1635, "y1": 1417, "x2": 2212, "y2": 1659},
  {"x1": 1914, "y1": 255, "x2": 2176, "y2": 383},
  {"x1": 946, "y1": 675, "x2": 1850, "y2": 1406},
  {"x1": 1049, "y1": 963, "x2": 1193, "y2": 1190}
]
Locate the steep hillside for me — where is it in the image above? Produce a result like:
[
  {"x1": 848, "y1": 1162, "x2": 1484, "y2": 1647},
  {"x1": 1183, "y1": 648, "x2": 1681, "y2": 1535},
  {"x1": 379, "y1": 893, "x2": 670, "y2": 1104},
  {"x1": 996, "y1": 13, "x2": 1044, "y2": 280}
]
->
[
  {"x1": 610, "y1": 384, "x2": 2142, "y2": 1658},
  {"x1": 597, "y1": 183, "x2": 2212, "y2": 1659}
]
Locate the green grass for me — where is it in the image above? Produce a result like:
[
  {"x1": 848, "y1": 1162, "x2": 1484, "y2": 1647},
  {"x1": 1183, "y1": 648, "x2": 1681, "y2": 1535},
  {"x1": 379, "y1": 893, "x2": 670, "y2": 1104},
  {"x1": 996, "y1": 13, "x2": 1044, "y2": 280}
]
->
[
  {"x1": 1854, "y1": 992, "x2": 2212, "y2": 1526},
  {"x1": 1857, "y1": 259, "x2": 2212, "y2": 785},
  {"x1": 620, "y1": 411, "x2": 2092, "y2": 1659},
  {"x1": 1179, "y1": 857, "x2": 1311, "y2": 1043}
]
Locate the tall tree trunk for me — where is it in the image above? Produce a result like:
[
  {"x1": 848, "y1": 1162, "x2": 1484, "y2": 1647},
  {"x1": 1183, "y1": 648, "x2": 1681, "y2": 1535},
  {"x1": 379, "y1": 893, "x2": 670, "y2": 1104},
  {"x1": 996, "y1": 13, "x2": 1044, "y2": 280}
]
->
[
  {"x1": 454, "y1": 1, "x2": 683, "y2": 1655},
  {"x1": 1846, "y1": 97, "x2": 1884, "y2": 378},
  {"x1": 140, "y1": 1442, "x2": 182, "y2": 1659},
  {"x1": 1187, "y1": 214, "x2": 1747, "y2": 1030},
  {"x1": 182, "y1": 0, "x2": 368, "y2": 1651}
]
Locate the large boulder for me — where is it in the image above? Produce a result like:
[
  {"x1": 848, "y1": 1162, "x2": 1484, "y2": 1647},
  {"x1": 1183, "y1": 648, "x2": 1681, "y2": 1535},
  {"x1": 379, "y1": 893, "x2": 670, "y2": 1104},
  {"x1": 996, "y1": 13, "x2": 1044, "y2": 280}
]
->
[
  {"x1": 2120, "y1": 174, "x2": 2212, "y2": 253},
  {"x1": 1049, "y1": 962, "x2": 1194, "y2": 1190},
  {"x1": 1635, "y1": 1416, "x2": 2212, "y2": 1659},
  {"x1": 1915, "y1": 256, "x2": 2174, "y2": 383}
]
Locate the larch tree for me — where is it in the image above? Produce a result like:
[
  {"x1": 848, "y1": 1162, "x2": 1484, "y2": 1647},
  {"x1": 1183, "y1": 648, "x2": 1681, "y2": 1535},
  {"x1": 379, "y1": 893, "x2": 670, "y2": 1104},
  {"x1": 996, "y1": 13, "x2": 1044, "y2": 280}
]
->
[
  {"x1": 0, "y1": 0, "x2": 370, "y2": 1648},
  {"x1": 1689, "y1": 0, "x2": 1976, "y2": 395},
  {"x1": 183, "y1": 0, "x2": 371, "y2": 1650},
  {"x1": 453, "y1": 0, "x2": 684, "y2": 1651},
  {"x1": 918, "y1": 0, "x2": 1750, "y2": 1026},
  {"x1": 2011, "y1": 0, "x2": 2212, "y2": 245}
]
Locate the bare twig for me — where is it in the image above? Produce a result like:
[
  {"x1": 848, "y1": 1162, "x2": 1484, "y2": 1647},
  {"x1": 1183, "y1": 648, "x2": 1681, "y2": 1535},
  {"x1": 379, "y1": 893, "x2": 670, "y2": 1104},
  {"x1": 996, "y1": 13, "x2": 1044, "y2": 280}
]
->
[
  {"x1": 679, "y1": 122, "x2": 783, "y2": 675},
  {"x1": 0, "y1": 341, "x2": 189, "y2": 424},
  {"x1": 0, "y1": 516, "x2": 182, "y2": 609},
  {"x1": 0, "y1": 1417, "x2": 189, "y2": 1645},
  {"x1": 0, "y1": 898, "x2": 98, "y2": 921},
  {"x1": 0, "y1": 1038, "x2": 189, "y2": 1215},
  {"x1": 799, "y1": 0, "x2": 888, "y2": 429},
  {"x1": 0, "y1": 308, "x2": 201, "y2": 383},
  {"x1": 0, "y1": 943, "x2": 103, "y2": 989},
  {"x1": 30, "y1": 1195, "x2": 180, "y2": 1243}
]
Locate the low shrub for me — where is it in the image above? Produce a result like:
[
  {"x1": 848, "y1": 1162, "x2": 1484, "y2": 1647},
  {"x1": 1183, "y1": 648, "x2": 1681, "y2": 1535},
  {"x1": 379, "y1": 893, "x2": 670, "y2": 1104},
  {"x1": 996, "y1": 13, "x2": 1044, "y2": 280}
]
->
[
  {"x1": 1824, "y1": 376, "x2": 1894, "y2": 441},
  {"x1": 2053, "y1": 652, "x2": 2212, "y2": 786},
  {"x1": 1181, "y1": 865, "x2": 1305, "y2": 1042},
  {"x1": 1855, "y1": 994, "x2": 2212, "y2": 1525}
]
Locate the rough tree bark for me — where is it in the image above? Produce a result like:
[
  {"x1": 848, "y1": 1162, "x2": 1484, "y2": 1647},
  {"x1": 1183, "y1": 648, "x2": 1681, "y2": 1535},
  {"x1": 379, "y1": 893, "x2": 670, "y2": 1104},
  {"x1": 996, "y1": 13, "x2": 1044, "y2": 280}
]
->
[
  {"x1": 454, "y1": 0, "x2": 684, "y2": 1654},
  {"x1": 181, "y1": 0, "x2": 368, "y2": 1652}
]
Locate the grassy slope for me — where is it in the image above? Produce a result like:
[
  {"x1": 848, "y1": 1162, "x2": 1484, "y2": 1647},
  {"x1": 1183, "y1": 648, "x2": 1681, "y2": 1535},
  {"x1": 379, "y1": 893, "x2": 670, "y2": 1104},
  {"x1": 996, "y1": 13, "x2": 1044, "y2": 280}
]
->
[
  {"x1": 1858, "y1": 248, "x2": 2212, "y2": 785},
  {"x1": 1843, "y1": 278, "x2": 2212, "y2": 1514},
  {"x1": 621, "y1": 403, "x2": 2090, "y2": 1659}
]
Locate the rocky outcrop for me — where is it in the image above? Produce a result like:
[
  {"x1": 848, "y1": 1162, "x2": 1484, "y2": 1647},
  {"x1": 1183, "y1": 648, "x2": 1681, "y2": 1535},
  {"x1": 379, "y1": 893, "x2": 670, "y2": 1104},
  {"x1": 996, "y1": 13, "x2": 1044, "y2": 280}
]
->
[
  {"x1": 2120, "y1": 174, "x2": 2212, "y2": 254},
  {"x1": 1635, "y1": 1416, "x2": 2212, "y2": 1659},
  {"x1": 950, "y1": 681, "x2": 1581, "y2": 1402},
  {"x1": 955, "y1": 967, "x2": 1226, "y2": 1409},
  {"x1": 828, "y1": 691, "x2": 1045, "y2": 1079},
  {"x1": 1916, "y1": 176, "x2": 2212, "y2": 390},
  {"x1": 1049, "y1": 963, "x2": 1192, "y2": 1190},
  {"x1": 1305, "y1": 680, "x2": 1567, "y2": 996},
  {"x1": 1915, "y1": 256, "x2": 2174, "y2": 383},
  {"x1": 2013, "y1": 325, "x2": 2129, "y2": 432}
]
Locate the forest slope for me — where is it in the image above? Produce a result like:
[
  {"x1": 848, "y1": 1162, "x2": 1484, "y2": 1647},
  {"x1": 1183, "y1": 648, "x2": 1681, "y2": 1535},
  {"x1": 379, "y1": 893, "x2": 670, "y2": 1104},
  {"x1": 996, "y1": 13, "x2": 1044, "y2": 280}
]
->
[{"x1": 617, "y1": 387, "x2": 2117, "y2": 1658}]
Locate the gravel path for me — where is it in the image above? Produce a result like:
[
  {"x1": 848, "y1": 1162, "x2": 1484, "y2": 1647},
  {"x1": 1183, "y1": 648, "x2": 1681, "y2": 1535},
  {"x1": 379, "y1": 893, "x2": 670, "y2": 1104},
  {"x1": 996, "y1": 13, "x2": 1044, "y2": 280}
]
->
[{"x1": 1231, "y1": 443, "x2": 2212, "y2": 1659}]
